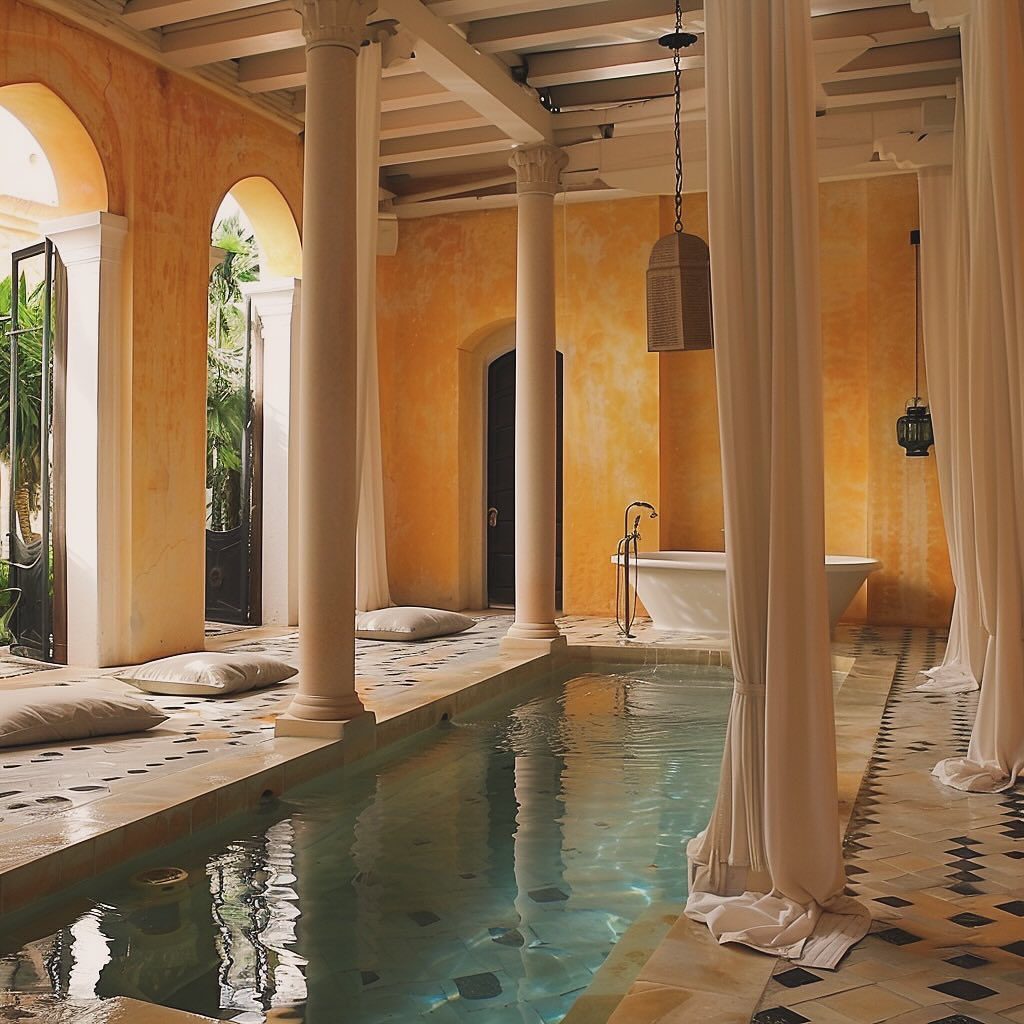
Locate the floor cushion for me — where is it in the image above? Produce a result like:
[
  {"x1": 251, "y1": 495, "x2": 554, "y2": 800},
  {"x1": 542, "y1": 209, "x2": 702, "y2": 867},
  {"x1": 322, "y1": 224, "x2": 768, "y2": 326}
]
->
[
  {"x1": 0, "y1": 685, "x2": 168, "y2": 748},
  {"x1": 355, "y1": 607, "x2": 476, "y2": 642},
  {"x1": 117, "y1": 652, "x2": 296, "y2": 696}
]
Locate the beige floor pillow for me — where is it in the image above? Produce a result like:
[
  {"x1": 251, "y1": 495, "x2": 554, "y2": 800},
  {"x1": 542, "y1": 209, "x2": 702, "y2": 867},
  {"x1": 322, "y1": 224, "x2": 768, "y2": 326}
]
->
[
  {"x1": 0, "y1": 686, "x2": 168, "y2": 749},
  {"x1": 118, "y1": 652, "x2": 297, "y2": 696},
  {"x1": 355, "y1": 607, "x2": 476, "y2": 642}
]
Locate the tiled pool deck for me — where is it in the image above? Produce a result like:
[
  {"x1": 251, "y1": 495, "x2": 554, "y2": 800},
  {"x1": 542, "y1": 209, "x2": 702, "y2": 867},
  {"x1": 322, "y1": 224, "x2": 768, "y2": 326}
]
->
[{"x1": 0, "y1": 615, "x2": 1018, "y2": 1024}]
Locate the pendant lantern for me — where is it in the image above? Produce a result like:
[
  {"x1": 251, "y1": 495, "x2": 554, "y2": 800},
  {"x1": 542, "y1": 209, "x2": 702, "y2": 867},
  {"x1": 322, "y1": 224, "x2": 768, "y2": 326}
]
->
[
  {"x1": 646, "y1": 3, "x2": 712, "y2": 352},
  {"x1": 896, "y1": 229, "x2": 935, "y2": 457}
]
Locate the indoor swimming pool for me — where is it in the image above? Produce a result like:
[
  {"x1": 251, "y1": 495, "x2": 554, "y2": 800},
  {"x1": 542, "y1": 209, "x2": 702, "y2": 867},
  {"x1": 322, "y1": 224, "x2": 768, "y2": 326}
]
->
[{"x1": 0, "y1": 665, "x2": 732, "y2": 1023}]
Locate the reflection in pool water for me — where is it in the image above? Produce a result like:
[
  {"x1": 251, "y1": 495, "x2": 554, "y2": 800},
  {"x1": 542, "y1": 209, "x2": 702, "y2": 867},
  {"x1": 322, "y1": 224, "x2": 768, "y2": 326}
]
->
[{"x1": 0, "y1": 667, "x2": 731, "y2": 1023}]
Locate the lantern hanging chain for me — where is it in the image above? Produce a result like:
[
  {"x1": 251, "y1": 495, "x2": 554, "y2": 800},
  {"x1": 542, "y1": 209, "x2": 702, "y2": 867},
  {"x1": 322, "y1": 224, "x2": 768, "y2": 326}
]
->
[
  {"x1": 672, "y1": 0, "x2": 684, "y2": 233},
  {"x1": 914, "y1": 240, "x2": 922, "y2": 406}
]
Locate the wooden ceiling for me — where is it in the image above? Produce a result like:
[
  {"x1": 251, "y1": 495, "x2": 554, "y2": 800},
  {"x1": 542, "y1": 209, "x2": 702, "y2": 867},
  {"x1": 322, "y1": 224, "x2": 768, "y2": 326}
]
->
[{"x1": 57, "y1": 0, "x2": 960, "y2": 214}]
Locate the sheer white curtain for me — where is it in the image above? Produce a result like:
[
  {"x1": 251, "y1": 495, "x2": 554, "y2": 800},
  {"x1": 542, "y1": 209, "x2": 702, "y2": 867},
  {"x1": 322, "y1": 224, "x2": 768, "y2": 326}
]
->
[
  {"x1": 915, "y1": 92, "x2": 986, "y2": 695},
  {"x1": 684, "y1": 0, "x2": 868, "y2": 969},
  {"x1": 915, "y1": 0, "x2": 1024, "y2": 792},
  {"x1": 355, "y1": 41, "x2": 392, "y2": 612}
]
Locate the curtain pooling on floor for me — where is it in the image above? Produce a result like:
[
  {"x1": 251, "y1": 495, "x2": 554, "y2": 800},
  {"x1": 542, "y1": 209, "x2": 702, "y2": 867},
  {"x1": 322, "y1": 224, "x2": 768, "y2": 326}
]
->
[{"x1": 683, "y1": 0, "x2": 869, "y2": 969}]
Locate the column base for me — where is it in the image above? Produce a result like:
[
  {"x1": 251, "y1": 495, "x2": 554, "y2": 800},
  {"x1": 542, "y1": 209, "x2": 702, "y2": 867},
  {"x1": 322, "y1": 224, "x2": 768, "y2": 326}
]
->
[
  {"x1": 500, "y1": 632, "x2": 568, "y2": 655},
  {"x1": 275, "y1": 708, "x2": 376, "y2": 753}
]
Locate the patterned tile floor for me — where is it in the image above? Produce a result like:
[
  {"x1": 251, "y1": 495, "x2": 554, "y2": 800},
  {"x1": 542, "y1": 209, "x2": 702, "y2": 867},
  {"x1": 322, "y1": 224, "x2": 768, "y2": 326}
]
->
[
  {"x1": 753, "y1": 626, "x2": 1024, "y2": 1024},
  {"x1": 0, "y1": 615, "x2": 520, "y2": 839}
]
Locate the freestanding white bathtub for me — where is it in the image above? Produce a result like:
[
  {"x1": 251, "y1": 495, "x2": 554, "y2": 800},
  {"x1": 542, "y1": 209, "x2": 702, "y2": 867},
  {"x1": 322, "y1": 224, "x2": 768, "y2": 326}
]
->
[{"x1": 611, "y1": 550, "x2": 881, "y2": 635}]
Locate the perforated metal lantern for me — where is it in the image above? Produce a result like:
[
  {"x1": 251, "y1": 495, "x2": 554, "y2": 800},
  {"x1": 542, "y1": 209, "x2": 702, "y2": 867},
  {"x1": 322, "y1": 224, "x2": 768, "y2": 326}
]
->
[
  {"x1": 896, "y1": 402, "x2": 934, "y2": 457},
  {"x1": 646, "y1": 231, "x2": 714, "y2": 352}
]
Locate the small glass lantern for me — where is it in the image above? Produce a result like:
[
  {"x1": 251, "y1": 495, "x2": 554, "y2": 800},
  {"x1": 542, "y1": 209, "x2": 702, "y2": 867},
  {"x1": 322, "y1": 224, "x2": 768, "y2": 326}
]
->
[
  {"x1": 897, "y1": 401, "x2": 934, "y2": 457},
  {"x1": 897, "y1": 229, "x2": 934, "y2": 457}
]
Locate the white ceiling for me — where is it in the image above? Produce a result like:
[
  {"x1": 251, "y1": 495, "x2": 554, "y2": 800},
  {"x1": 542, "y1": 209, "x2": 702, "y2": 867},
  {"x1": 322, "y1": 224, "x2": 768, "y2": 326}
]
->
[{"x1": 71, "y1": 0, "x2": 960, "y2": 213}]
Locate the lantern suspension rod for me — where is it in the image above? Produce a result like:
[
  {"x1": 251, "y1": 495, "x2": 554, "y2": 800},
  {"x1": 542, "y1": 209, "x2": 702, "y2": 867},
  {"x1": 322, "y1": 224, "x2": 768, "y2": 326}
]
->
[
  {"x1": 658, "y1": 0, "x2": 698, "y2": 234},
  {"x1": 913, "y1": 234, "x2": 922, "y2": 406}
]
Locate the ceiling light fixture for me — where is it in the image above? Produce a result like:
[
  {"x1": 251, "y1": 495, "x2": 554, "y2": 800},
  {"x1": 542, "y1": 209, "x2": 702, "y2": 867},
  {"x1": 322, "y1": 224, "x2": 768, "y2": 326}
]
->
[{"x1": 646, "y1": 0, "x2": 713, "y2": 352}]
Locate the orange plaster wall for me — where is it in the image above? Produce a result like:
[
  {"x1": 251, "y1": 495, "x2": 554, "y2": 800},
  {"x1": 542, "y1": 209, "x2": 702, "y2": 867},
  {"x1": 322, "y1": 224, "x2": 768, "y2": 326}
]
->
[
  {"x1": 379, "y1": 175, "x2": 952, "y2": 626},
  {"x1": 378, "y1": 198, "x2": 661, "y2": 616},
  {"x1": 2, "y1": 0, "x2": 303, "y2": 659},
  {"x1": 658, "y1": 175, "x2": 953, "y2": 628}
]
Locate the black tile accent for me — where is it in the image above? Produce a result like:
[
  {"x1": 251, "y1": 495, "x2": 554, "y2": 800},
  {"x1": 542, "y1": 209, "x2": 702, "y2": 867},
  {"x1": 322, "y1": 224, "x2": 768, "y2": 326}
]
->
[
  {"x1": 945, "y1": 953, "x2": 990, "y2": 970},
  {"x1": 752, "y1": 1009, "x2": 810, "y2": 1024},
  {"x1": 949, "y1": 836, "x2": 980, "y2": 845},
  {"x1": 948, "y1": 912, "x2": 995, "y2": 928},
  {"x1": 927, "y1": 1016, "x2": 987, "y2": 1024},
  {"x1": 929, "y1": 979, "x2": 998, "y2": 1001},
  {"x1": 360, "y1": 971, "x2": 380, "y2": 986},
  {"x1": 774, "y1": 968, "x2": 821, "y2": 989},
  {"x1": 454, "y1": 973, "x2": 502, "y2": 1000},
  {"x1": 1002, "y1": 940, "x2": 1024, "y2": 957},
  {"x1": 874, "y1": 927, "x2": 922, "y2": 945},
  {"x1": 528, "y1": 887, "x2": 568, "y2": 903},
  {"x1": 407, "y1": 910, "x2": 440, "y2": 927},
  {"x1": 873, "y1": 896, "x2": 913, "y2": 908},
  {"x1": 995, "y1": 899, "x2": 1024, "y2": 917},
  {"x1": 949, "y1": 883, "x2": 984, "y2": 896}
]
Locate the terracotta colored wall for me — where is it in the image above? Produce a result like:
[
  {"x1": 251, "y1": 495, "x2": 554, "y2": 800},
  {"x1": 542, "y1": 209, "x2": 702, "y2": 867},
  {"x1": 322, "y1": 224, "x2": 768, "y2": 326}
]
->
[
  {"x1": 2, "y1": 0, "x2": 303, "y2": 659},
  {"x1": 380, "y1": 176, "x2": 952, "y2": 626},
  {"x1": 378, "y1": 198, "x2": 661, "y2": 616},
  {"x1": 658, "y1": 175, "x2": 953, "y2": 627}
]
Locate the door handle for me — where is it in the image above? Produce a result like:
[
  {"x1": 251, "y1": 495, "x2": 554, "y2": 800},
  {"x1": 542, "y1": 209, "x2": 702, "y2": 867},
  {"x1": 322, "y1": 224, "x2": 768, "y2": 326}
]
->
[{"x1": 488, "y1": 507, "x2": 499, "y2": 528}]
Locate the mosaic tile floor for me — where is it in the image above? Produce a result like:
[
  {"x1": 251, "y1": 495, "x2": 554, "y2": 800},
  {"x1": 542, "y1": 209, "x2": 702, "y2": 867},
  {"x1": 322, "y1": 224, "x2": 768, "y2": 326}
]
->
[
  {"x1": 753, "y1": 626, "x2": 1024, "y2": 1024},
  {"x1": 0, "y1": 615, "x2": 519, "y2": 838}
]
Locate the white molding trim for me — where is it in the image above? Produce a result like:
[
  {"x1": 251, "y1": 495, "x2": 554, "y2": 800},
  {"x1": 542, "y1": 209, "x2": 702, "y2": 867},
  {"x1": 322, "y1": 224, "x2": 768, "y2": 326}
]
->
[
  {"x1": 42, "y1": 210, "x2": 130, "y2": 667},
  {"x1": 243, "y1": 277, "x2": 300, "y2": 626}
]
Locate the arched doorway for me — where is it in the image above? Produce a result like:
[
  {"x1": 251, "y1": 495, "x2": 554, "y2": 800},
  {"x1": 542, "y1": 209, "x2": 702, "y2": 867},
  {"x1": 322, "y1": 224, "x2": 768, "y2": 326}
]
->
[
  {"x1": 486, "y1": 349, "x2": 564, "y2": 610},
  {"x1": 205, "y1": 179, "x2": 300, "y2": 627},
  {"x1": 0, "y1": 84, "x2": 109, "y2": 662}
]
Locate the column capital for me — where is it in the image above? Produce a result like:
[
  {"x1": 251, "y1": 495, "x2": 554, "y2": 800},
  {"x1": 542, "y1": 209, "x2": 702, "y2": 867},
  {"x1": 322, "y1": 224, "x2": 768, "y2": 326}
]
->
[
  {"x1": 509, "y1": 144, "x2": 568, "y2": 197},
  {"x1": 241, "y1": 276, "x2": 301, "y2": 316},
  {"x1": 41, "y1": 211, "x2": 128, "y2": 267},
  {"x1": 301, "y1": 0, "x2": 378, "y2": 52}
]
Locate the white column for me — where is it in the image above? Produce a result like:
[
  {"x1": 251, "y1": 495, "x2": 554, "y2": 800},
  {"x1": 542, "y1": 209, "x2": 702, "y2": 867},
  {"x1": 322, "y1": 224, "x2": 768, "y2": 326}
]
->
[
  {"x1": 277, "y1": 0, "x2": 378, "y2": 739},
  {"x1": 42, "y1": 211, "x2": 130, "y2": 668},
  {"x1": 503, "y1": 144, "x2": 567, "y2": 648},
  {"x1": 242, "y1": 278, "x2": 301, "y2": 628}
]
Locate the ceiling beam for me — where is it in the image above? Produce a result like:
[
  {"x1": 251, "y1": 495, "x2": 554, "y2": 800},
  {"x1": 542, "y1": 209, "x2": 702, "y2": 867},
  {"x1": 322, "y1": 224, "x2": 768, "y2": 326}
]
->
[
  {"x1": 380, "y1": 100, "x2": 491, "y2": 138},
  {"x1": 237, "y1": 45, "x2": 420, "y2": 92},
  {"x1": 292, "y1": 72, "x2": 457, "y2": 119},
  {"x1": 528, "y1": 37, "x2": 704, "y2": 88},
  {"x1": 424, "y1": 0, "x2": 599, "y2": 22},
  {"x1": 380, "y1": 125, "x2": 512, "y2": 165},
  {"x1": 467, "y1": 0, "x2": 700, "y2": 56},
  {"x1": 384, "y1": 0, "x2": 552, "y2": 142},
  {"x1": 548, "y1": 68, "x2": 703, "y2": 111},
  {"x1": 160, "y1": 2, "x2": 302, "y2": 66},
  {"x1": 122, "y1": 0, "x2": 267, "y2": 30},
  {"x1": 238, "y1": 45, "x2": 305, "y2": 91},
  {"x1": 834, "y1": 36, "x2": 961, "y2": 79}
]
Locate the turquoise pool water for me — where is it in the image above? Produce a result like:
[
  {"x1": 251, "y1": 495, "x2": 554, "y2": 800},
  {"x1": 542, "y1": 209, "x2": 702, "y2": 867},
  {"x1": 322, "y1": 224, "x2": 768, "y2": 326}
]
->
[{"x1": 0, "y1": 665, "x2": 731, "y2": 1023}]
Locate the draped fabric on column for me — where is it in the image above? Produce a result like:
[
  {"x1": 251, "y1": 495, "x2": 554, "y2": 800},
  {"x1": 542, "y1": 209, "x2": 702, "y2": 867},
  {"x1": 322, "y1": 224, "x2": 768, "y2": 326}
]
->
[
  {"x1": 684, "y1": 0, "x2": 869, "y2": 969},
  {"x1": 924, "y1": 0, "x2": 1024, "y2": 792},
  {"x1": 354, "y1": 41, "x2": 392, "y2": 613},
  {"x1": 915, "y1": 91, "x2": 986, "y2": 696}
]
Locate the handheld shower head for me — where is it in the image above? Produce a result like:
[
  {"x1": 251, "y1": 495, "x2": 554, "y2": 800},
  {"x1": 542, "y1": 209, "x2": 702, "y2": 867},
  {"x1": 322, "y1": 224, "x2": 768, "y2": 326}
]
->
[{"x1": 629, "y1": 501, "x2": 658, "y2": 519}]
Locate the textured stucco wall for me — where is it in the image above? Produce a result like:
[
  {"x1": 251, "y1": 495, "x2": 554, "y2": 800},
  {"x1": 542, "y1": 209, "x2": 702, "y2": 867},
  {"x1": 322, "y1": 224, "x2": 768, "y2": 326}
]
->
[
  {"x1": 379, "y1": 177, "x2": 953, "y2": 626},
  {"x1": 657, "y1": 175, "x2": 953, "y2": 627},
  {"x1": 1, "y1": 0, "x2": 304, "y2": 659},
  {"x1": 377, "y1": 198, "x2": 662, "y2": 616}
]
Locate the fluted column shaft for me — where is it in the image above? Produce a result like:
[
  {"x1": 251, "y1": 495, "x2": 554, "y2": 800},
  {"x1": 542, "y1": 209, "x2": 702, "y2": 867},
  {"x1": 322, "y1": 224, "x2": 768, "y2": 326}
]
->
[
  {"x1": 283, "y1": 0, "x2": 377, "y2": 727},
  {"x1": 505, "y1": 145, "x2": 568, "y2": 643}
]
